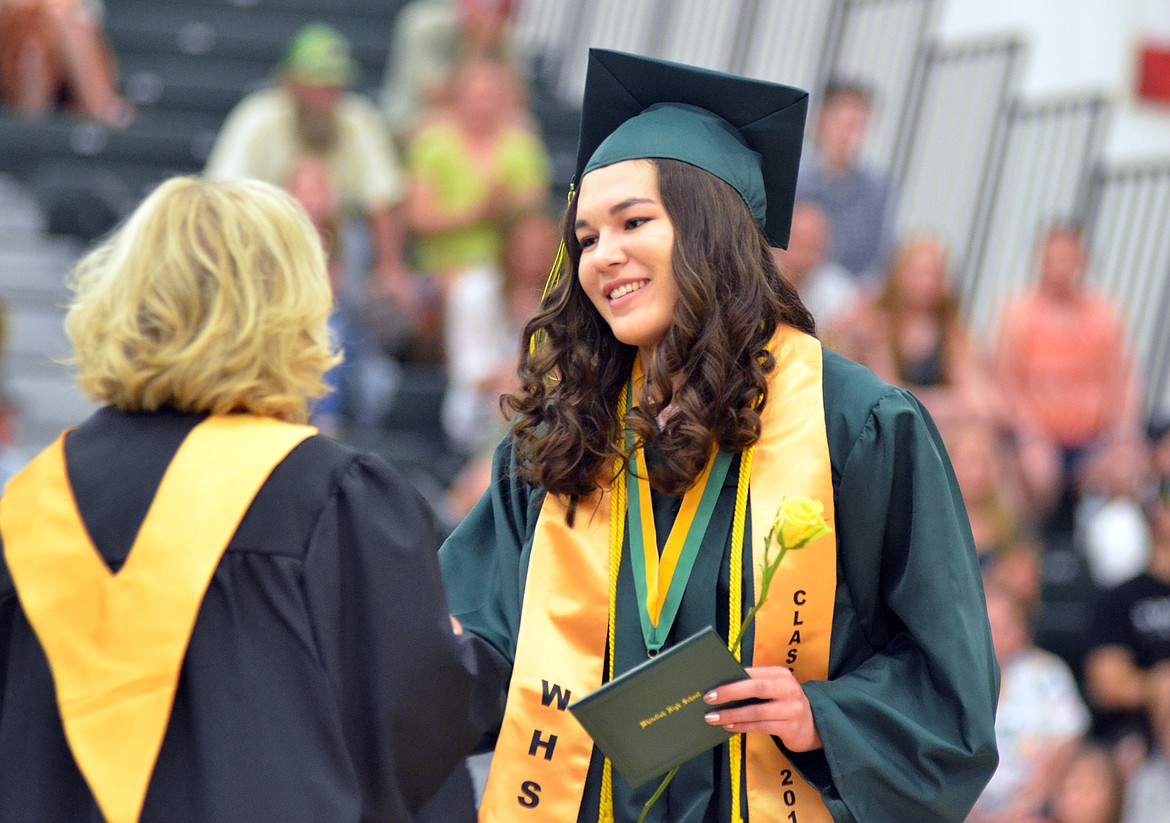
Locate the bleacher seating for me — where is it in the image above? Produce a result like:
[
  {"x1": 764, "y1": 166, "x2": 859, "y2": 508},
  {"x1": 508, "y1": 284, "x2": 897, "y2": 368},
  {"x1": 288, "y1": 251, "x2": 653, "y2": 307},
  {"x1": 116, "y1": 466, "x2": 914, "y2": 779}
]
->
[
  {"x1": 0, "y1": 0, "x2": 409, "y2": 236},
  {"x1": 3, "y1": 0, "x2": 1168, "y2": 520}
]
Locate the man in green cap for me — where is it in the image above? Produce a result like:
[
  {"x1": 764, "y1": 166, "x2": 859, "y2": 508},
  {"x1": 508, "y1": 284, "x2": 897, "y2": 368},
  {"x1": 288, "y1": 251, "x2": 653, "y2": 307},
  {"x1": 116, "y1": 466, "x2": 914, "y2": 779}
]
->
[
  {"x1": 439, "y1": 48, "x2": 998, "y2": 823},
  {"x1": 205, "y1": 23, "x2": 413, "y2": 308}
]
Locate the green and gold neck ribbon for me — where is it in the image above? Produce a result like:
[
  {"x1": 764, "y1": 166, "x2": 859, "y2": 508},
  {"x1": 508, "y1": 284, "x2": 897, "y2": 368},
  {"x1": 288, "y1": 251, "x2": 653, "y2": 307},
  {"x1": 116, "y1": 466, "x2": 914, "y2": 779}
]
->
[{"x1": 625, "y1": 375, "x2": 733, "y2": 655}]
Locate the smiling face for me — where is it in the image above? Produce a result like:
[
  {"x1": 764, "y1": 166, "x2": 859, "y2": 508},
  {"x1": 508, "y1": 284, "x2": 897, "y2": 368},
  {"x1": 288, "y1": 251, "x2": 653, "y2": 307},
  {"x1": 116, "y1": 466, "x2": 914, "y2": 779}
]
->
[{"x1": 575, "y1": 159, "x2": 679, "y2": 361}]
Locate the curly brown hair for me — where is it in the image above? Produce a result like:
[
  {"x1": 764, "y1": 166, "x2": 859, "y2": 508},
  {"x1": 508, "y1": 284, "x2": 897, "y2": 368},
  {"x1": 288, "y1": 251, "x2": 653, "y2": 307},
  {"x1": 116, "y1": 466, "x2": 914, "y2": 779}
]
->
[{"x1": 503, "y1": 159, "x2": 815, "y2": 502}]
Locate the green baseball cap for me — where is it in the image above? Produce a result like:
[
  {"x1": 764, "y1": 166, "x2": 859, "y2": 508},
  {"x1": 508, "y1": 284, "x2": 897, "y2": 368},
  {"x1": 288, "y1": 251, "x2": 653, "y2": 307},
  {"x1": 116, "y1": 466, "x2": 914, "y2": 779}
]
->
[
  {"x1": 283, "y1": 23, "x2": 357, "y2": 88},
  {"x1": 576, "y1": 49, "x2": 808, "y2": 249}
]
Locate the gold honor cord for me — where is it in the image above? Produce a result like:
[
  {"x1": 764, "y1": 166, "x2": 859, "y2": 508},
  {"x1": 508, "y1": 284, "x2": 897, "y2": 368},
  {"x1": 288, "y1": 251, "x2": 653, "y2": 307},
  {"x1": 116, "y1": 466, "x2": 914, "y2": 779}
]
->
[
  {"x1": 597, "y1": 453, "x2": 754, "y2": 820},
  {"x1": 480, "y1": 327, "x2": 836, "y2": 822},
  {"x1": 1, "y1": 416, "x2": 315, "y2": 823},
  {"x1": 597, "y1": 381, "x2": 628, "y2": 823},
  {"x1": 598, "y1": 375, "x2": 753, "y2": 821},
  {"x1": 727, "y1": 446, "x2": 755, "y2": 823},
  {"x1": 602, "y1": 329, "x2": 837, "y2": 823}
]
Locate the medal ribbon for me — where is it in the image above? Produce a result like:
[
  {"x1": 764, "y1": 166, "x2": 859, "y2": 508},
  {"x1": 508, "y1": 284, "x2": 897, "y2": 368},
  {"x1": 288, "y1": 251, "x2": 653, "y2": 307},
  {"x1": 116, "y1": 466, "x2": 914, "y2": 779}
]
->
[{"x1": 624, "y1": 375, "x2": 733, "y2": 654}]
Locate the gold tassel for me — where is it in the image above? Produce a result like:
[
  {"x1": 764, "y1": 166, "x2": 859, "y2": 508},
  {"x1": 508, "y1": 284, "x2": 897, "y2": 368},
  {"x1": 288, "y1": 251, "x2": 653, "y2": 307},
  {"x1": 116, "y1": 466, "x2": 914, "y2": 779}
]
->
[{"x1": 530, "y1": 184, "x2": 575, "y2": 357}]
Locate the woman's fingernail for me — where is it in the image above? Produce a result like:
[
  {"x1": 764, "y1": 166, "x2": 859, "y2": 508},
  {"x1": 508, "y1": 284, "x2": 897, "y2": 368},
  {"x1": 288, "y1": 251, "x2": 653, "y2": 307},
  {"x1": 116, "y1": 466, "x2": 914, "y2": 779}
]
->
[
  {"x1": 704, "y1": 691, "x2": 718, "y2": 703},
  {"x1": 704, "y1": 713, "x2": 720, "y2": 724}
]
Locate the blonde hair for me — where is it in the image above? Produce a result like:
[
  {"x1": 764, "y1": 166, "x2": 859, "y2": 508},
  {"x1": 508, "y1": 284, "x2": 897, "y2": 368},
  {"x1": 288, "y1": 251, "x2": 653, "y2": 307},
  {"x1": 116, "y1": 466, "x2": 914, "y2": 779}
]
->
[{"x1": 65, "y1": 176, "x2": 339, "y2": 423}]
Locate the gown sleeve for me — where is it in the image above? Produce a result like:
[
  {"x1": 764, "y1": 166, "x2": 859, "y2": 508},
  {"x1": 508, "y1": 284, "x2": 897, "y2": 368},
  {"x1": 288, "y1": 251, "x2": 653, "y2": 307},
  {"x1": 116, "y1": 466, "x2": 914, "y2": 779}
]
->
[
  {"x1": 302, "y1": 452, "x2": 505, "y2": 815},
  {"x1": 439, "y1": 437, "x2": 535, "y2": 681},
  {"x1": 794, "y1": 385, "x2": 1000, "y2": 823}
]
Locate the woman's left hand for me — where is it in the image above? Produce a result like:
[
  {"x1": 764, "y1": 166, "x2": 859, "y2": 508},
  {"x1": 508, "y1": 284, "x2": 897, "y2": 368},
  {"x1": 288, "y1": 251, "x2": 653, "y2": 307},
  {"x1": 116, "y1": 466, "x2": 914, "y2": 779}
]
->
[{"x1": 702, "y1": 666, "x2": 823, "y2": 752}]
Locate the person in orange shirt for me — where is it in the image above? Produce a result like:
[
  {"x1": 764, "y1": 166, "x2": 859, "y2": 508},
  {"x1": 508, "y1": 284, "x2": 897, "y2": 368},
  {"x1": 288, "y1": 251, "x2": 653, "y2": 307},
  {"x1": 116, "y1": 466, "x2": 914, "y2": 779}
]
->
[{"x1": 994, "y1": 222, "x2": 1142, "y2": 525}]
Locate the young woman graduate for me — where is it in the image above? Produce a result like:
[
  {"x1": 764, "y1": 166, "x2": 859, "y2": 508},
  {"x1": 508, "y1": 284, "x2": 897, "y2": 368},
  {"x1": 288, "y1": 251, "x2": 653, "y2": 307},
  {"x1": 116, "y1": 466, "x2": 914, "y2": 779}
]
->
[
  {"x1": 0, "y1": 177, "x2": 501, "y2": 822},
  {"x1": 439, "y1": 50, "x2": 999, "y2": 823}
]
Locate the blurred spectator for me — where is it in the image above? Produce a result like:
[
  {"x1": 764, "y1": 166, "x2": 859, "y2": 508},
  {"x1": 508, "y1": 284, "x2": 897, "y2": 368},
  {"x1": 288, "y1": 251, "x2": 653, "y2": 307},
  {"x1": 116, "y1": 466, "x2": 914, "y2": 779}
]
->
[
  {"x1": 443, "y1": 446, "x2": 494, "y2": 530},
  {"x1": 380, "y1": 0, "x2": 518, "y2": 144},
  {"x1": 1151, "y1": 421, "x2": 1170, "y2": 501},
  {"x1": 984, "y1": 541, "x2": 1045, "y2": 619},
  {"x1": 405, "y1": 55, "x2": 549, "y2": 357},
  {"x1": 994, "y1": 223, "x2": 1142, "y2": 530},
  {"x1": 0, "y1": 0, "x2": 132, "y2": 126},
  {"x1": 795, "y1": 80, "x2": 895, "y2": 286},
  {"x1": 204, "y1": 23, "x2": 413, "y2": 306},
  {"x1": 1083, "y1": 488, "x2": 1170, "y2": 768},
  {"x1": 1076, "y1": 437, "x2": 1153, "y2": 589},
  {"x1": 406, "y1": 56, "x2": 547, "y2": 279},
  {"x1": 970, "y1": 583, "x2": 1091, "y2": 823},
  {"x1": 440, "y1": 210, "x2": 554, "y2": 538},
  {"x1": 440, "y1": 208, "x2": 553, "y2": 454},
  {"x1": 771, "y1": 201, "x2": 859, "y2": 332},
  {"x1": 1123, "y1": 660, "x2": 1170, "y2": 823},
  {"x1": 829, "y1": 234, "x2": 999, "y2": 427},
  {"x1": 946, "y1": 417, "x2": 1033, "y2": 565},
  {"x1": 284, "y1": 155, "x2": 350, "y2": 436},
  {"x1": 1038, "y1": 743, "x2": 1125, "y2": 823}
]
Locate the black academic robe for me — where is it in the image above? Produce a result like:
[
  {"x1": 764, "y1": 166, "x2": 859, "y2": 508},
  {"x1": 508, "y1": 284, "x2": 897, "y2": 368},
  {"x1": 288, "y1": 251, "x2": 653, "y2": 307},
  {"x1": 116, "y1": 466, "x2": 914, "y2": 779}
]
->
[
  {"x1": 440, "y1": 349, "x2": 1000, "y2": 822},
  {"x1": 0, "y1": 407, "x2": 503, "y2": 822}
]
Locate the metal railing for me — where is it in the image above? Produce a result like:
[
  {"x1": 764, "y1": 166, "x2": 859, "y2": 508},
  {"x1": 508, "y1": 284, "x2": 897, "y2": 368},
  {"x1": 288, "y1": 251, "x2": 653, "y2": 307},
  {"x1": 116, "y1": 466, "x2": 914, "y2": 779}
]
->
[
  {"x1": 512, "y1": 0, "x2": 1170, "y2": 420},
  {"x1": 655, "y1": 0, "x2": 754, "y2": 72},
  {"x1": 522, "y1": 0, "x2": 836, "y2": 103},
  {"x1": 963, "y1": 95, "x2": 1111, "y2": 340},
  {"x1": 827, "y1": 0, "x2": 937, "y2": 173},
  {"x1": 891, "y1": 37, "x2": 1022, "y2": 275},
  {"x1": 1084, "y1": 161, "x2": 1170, "y2": 417},
  {"x1": 737, "y1": 0, "x2": 841, "y2": 94}
]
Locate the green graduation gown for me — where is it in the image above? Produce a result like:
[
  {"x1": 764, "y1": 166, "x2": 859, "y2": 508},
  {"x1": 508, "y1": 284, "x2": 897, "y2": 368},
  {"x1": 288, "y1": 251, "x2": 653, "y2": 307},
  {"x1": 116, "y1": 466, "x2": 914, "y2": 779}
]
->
[{"x1": 439, "y1": 349, "x2": 999, "y2": 822}]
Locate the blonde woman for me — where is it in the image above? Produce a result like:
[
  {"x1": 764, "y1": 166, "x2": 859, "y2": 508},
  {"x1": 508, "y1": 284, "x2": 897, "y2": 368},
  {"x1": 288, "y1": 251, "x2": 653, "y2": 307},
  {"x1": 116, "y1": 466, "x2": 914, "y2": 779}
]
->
[
  {"x1": 827, "y1": 234, "x2": 1000, "y2": 428},
  {"x1": 0, "y1": 177, "x2": 498, "y2": 822}
]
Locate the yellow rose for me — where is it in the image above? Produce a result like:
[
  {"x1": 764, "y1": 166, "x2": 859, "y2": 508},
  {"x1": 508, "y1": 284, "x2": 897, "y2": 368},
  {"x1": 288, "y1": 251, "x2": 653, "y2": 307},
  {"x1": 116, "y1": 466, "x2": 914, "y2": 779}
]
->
[{"x1": 775, "y1": 497, "x2": 832, "y2": 550}]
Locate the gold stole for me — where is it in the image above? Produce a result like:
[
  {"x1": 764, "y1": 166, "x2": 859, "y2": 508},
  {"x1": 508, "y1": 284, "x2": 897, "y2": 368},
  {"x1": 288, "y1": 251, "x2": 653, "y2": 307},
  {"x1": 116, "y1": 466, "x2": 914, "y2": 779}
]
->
[
  {"x1": 0, "y1": 415, "x2": 316, "y2": 823},
  {"x1": 480, "y1": 328, "x2": 837, "y2": 822}
]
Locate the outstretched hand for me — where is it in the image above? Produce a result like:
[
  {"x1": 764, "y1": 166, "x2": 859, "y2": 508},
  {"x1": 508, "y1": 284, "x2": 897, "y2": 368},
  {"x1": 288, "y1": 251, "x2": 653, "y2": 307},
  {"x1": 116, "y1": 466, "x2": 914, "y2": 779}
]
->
[{"x1": 703, "y1": 666, "x2": 822, "y2": 752}]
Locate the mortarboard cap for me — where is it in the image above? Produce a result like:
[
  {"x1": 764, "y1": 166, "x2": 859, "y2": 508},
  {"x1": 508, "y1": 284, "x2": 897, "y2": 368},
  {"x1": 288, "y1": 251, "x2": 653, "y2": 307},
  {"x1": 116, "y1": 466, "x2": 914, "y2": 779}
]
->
[{"x1": 575, "y1": 49, "x2": 808, "y2": 249}]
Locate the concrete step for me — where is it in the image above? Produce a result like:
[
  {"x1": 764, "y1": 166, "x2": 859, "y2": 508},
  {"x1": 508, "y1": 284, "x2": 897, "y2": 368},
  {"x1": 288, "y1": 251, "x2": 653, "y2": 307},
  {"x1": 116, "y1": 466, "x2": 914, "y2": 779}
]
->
[
  {"x1": 0, "y1": 109, "x2": 222, "y2": 177},
  {"x1": 104, "y1": 1, "x2": 395, "y2": 81}
]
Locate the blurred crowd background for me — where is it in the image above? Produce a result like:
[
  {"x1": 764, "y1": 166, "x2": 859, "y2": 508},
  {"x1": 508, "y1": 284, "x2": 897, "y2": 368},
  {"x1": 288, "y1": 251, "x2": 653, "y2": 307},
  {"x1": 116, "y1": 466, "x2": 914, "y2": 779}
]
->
[{"x1": 2, "y1": 1, "x2": 1170, "y2": 820}]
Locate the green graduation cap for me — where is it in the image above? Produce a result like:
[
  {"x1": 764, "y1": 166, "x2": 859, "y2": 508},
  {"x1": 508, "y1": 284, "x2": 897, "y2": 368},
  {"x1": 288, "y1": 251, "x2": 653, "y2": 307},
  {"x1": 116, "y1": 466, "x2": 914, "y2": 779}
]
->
[{"x1": 575, "y1": 49, "x2": 808, "y2": 249}]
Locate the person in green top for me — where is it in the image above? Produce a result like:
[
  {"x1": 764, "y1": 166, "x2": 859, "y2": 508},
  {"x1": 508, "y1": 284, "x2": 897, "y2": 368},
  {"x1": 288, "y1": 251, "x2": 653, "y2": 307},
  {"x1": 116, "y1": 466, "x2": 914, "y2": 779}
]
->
[
  {"x1": 406, "y1": 56, "x2": 550, "y2": 279},
  {"x1": 439, "y1": 49, "x2": 998, "y2": 823}
]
